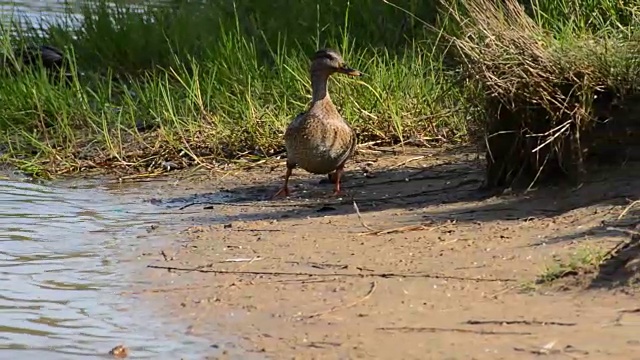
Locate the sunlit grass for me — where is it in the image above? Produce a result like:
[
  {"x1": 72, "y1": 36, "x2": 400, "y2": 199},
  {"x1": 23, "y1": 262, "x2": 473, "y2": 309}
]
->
[
  {"x1": 1, "y1": 0, "x2": 637, "y2": 179},
  {"x1": 0, "y1": 0, "x2": 469, "y2": 176}
]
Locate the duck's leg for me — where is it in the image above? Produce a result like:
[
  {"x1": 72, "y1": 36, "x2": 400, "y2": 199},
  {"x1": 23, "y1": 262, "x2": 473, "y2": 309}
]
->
[
  {"x1": 318, "y1": 172, "x2": 336, "y2": 185},
  {"x1": 331, "y1": 165, "x2": 345, "y2": 196},
  {"x1": 272, "y1": 164, "x2": 294, "y2": 199},
  {"x1": 326, "y1": 172, "x2": 337, "y2": 183}
]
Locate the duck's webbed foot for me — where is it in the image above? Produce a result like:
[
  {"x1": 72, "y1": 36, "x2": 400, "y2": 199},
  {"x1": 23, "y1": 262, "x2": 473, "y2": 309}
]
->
[
  {"x1": 272, "y1": 165, "x2": 294, "y2": 199},
  {"x1": 272, "y1": 186, "x2": 290, "y2": 198}
]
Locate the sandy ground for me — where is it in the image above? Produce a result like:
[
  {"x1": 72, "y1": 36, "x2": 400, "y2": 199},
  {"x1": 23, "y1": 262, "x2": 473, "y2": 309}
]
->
[{"x1": 128, "y1": 145, "x2": 640, "y2": 359}]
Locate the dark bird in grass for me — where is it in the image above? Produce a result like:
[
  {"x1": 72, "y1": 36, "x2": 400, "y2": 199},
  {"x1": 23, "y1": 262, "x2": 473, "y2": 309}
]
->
[
  {"x1": 20, "y1": 44, "x2": 64, "y2": 69},
  {"x1": 2, "y1": 44, "x2": 74, "y2": 84},
  {"x1": 272, "y1": 48, "x2": 363, "y2": 198}
]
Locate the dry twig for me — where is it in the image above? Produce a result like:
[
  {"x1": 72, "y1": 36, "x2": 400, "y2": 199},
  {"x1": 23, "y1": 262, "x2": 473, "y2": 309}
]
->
[
  {"x1": 607, "y1": 226, "x2": 640, "y2": 236},
  {"x1": 617, "y1": 200, "x2": 640, "y2": 220},
  {"x1": 297, "y1": 281, "x2": 377, "y2": 319},
  {"x1": 377, "y1": 326, "x2": 532, "y2": 335},
  {"x1": 465, "y1": 319, "x2": 576, "y2": 326},
  {"x1": 387, "y1": 156, "x2": 426, "y2": 170},
  {"x1": 147, "y1": 264, "x2": 517, "y2": 282},
  {"x1": 352, "y1": 200, "x2": 377, "y2": 231},
  {"x1": 358, "y1": 223, "x2": 432, "y2": 236},
  {"x1": 221, "y1": 256, "x2": 263, "y2": 263},
  {"x1": 600, "y1": 227, "x2": 640, "y2": 263}
]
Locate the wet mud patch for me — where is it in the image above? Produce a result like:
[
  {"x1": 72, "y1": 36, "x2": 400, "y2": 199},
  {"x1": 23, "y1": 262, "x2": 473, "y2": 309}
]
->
[{"x1": 147, "y1": 189, "x2": 241, "y2": 209}]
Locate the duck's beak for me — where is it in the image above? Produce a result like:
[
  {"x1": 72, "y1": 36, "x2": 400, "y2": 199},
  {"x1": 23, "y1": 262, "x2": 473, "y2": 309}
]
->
[{"x1": 338, "y1": 65, "x2": 362, "y2": 76}]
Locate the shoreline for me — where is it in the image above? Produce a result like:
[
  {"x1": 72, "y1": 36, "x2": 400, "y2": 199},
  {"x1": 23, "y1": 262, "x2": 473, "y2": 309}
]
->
[{"x1": 123, "y1": 146, "x2": 640, "y2": 359}]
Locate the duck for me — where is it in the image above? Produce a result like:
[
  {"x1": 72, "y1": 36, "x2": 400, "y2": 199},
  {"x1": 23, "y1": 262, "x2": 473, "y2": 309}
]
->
[
  {"x1": 19, "y1": 44, "x2": 65, "y2": 70},
  {"x1": 2, "y1": 44, "x2": 72, "y2": 83},
  {"x1": 273, "y1": 48, "x2": 362, "y2": 198}
]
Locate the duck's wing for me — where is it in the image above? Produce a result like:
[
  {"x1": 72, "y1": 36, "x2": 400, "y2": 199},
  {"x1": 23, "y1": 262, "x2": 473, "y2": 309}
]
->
[
  {"x1": 284, "y1": 111, "x2": 307, "y2": 138},
  {"x1": 347, "y1": 128, "x2": 357, "y2": 157},
  {"x1": 282, "y1": 111, "x2": 308, "y2": 166},
  {"x1": 337, "y1": 125, "x2": 357, "y2": 167}
]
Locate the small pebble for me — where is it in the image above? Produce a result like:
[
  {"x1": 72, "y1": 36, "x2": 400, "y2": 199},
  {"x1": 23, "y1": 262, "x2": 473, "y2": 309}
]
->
[
  {"x1": 162, "y1": 161, "x2": 179, "y2": 171},
  {"x1": 109, "y1": 345, "x2": 128, "y2": 358}
]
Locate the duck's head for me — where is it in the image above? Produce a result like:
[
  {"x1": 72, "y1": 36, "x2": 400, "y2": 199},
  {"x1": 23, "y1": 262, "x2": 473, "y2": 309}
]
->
[{"x1": 310, "y1": 48, "x2": 362, "y2": 77}]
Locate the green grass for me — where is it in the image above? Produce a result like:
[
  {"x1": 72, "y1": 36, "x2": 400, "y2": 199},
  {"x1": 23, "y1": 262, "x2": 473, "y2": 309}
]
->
[
  {"x1": 0, "y1": 0, "x2": 639, "y2": 180},
  {"x1": 0, "y1": 0, "x2": 470, "y2": 176},
  {"x1": 536, "y1": 246, "x2": 607, "y2": 285}
]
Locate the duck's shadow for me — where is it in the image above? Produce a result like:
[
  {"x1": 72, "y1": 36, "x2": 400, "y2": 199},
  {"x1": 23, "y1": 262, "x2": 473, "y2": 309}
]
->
[
  {"x1": 152, "y1": 158, "x2": 494, "y2": 222},
  {"x1": 152, "y1": 153, "x2": 640, "y2": 233}
]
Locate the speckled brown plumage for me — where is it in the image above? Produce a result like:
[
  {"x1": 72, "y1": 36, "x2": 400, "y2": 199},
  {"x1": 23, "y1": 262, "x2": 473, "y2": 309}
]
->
[{"x1": 273, "y1": 48, "x2": 362, "y2": 198}]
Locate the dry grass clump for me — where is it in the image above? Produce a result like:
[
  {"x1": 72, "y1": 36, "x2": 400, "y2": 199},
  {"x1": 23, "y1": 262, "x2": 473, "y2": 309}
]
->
[{"x1": 445, "y1": 0, "x2": 640, "y2": 188}]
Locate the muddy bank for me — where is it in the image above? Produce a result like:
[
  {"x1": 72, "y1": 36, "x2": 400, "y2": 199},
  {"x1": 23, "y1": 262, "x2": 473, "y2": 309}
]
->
[{"x1": 134, "y1": 146, "x2": 640, "y2": 359}]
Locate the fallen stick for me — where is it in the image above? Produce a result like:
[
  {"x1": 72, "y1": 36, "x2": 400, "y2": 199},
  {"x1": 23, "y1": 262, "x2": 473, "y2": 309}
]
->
[
  {"x1": 297, "y1": 281, "x2": 377, "y2": 320},
  {"x1": 464, "y1": 319, "x2": 576, "y2": 326},
  {"x1": 617, "y1": 199, "x2": 640, "y2": 220},
  {"x1": 377, "y1": 326, "x2": 532, "y2": 335},
  {"x1": 353, "y1": 200, "x2": 378, "y2": 232},
  {"x1": 147, "y1": 264, "x2": 517, "y2": 282},
  {"x1": 358, "y1": 223, "x2": 434, "y2": 236}
]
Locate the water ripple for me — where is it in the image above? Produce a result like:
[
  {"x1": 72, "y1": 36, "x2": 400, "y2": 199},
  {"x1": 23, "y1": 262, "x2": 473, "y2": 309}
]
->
[{"x1": 0, "y1": 176, "x2": 216, "y2": 358}]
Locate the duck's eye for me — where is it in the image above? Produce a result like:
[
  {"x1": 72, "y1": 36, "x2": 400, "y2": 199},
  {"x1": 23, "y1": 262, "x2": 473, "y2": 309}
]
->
[
  {"x1": 313, "y1": 49, "x2": 341, "y2": 63},
  {"x1": 323, "y1": 54, "x2": 336, "y2": 61}
]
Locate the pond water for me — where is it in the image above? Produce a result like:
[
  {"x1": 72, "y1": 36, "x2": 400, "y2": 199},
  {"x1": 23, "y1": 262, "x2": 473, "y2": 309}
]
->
[
  {"x1": 0, "y1": 0, "x2": 76, "y2": 24},
  {"x1": 0, "y1": 172, "x2": 218, "y2": 359},
  {"x1": 1, "y1": 0, "x2": 87, "y2": 27},
  {"x1": 0, "y1": 0, "x2": 163, "y2": 28},
  {"x1": 0, "y1": 1, "x2": 232, "y2": 358}
]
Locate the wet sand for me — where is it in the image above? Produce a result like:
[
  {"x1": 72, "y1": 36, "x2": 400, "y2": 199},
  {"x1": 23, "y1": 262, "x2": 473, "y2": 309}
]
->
[{"x1": 128, "y1": 146, "x2": 640, "y2": 359}]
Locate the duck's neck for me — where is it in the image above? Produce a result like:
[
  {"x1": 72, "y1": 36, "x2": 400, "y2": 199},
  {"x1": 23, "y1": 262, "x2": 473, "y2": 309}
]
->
[{"x1": 310, "y1": 70, "x2": 332, "y2": 104}]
